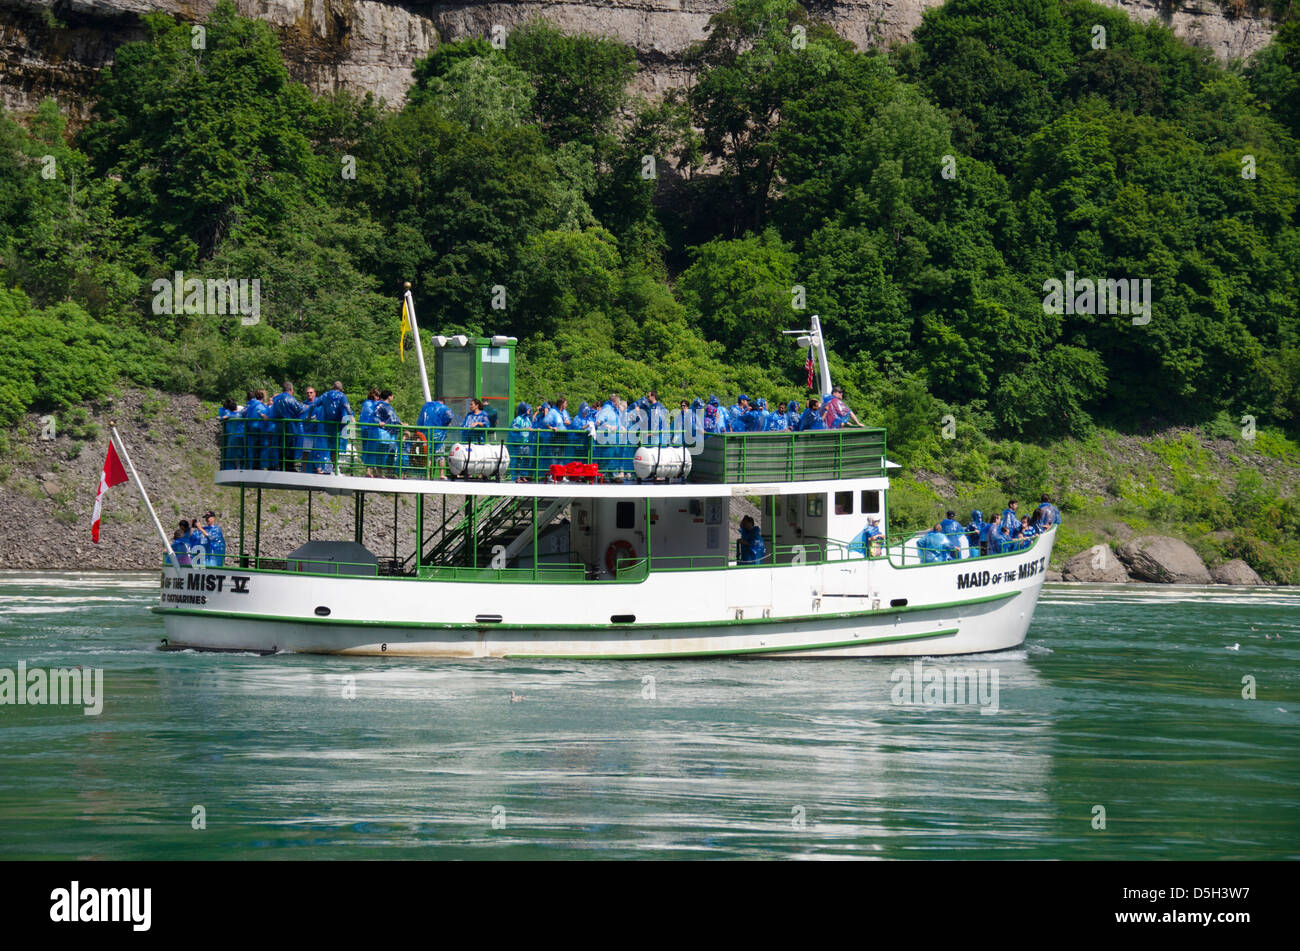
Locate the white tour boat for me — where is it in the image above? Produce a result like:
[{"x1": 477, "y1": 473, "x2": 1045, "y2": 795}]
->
[{"x1": 150, "y1": 298, "x2": 1056, "y2": 658}]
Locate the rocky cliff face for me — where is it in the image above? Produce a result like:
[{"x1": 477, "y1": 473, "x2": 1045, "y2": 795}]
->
[{"x1": 0, "y1": 0, "x2": 1281, "y2": 119}]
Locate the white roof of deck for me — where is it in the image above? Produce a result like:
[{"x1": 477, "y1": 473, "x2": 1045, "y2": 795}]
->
[{"x1": 215, "y1": 469, "x2": 893, "y2": 498}]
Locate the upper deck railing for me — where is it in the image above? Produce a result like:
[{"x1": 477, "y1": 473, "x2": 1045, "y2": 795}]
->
[{"x1": 217, "y1": 418, "x2": 888, "y2": 485}]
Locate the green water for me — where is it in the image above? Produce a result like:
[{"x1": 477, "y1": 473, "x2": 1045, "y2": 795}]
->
[{"x1": 0, "y1": 572, "x2": 1296, "y2": 859}]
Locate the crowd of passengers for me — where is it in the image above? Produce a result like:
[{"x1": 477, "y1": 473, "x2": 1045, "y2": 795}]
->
[
  {"x1": 913, "y1": 496, "x2": 1062, "y2": 561},
  {"x1": 727, "y1": 495, "x2": 1059, "y2": 568},
  {"x1": 167, "y1": 511, "x2": 227, "y2": 568},
  {"x1": 218, "y1": 381, "x2": 866, "y2": 476}
]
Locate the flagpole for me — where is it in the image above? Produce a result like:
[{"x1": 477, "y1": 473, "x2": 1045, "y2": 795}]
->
[
  {"x1": 403, "y1": 282, "x2": 432, "y2": 404},
  {"x1": 109, "y1": 424, "x2": 175, "y2": 564},
  {"x1": 809, "y1": 314, "x2": 833, "y2": 396}
]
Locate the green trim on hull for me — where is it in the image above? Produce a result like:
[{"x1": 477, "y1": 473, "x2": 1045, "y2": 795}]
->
[
  {"x1": 150, "y1": 589, "x2": 1018, "y2": 632},
  {"x1": 504, "y1": 627, "x2": 960, "y2": 660}
]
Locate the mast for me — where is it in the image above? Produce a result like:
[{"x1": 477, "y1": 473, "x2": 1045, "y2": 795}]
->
[
  {"x1": 783, "y1": 314, "x2": 834, "y2": 396},
  {"x1": 809, "y1": 314, "x2": 834, "y2": 396},
  {"x1": 404, "y1": 282, "x2": 433, "y2": 404}
]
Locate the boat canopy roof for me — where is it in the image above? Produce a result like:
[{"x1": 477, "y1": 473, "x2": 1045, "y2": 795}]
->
[{"x1": 216, "y1": 468, "x2": 891, "y2": 499}]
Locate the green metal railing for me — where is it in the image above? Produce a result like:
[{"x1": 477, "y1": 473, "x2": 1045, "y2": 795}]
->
[
  {"x1": 162, "y1": 526, "x2": 1050, "y2": 587},
  {"x1": 218, "y1": 418, "x2": 888, "y2": 484},
  {"x1": 885, "y1": 525, "x2": 1049, "y2": 567},
  {"x1": 689, "y1": 428, "x2": 888, "y2": 482}
]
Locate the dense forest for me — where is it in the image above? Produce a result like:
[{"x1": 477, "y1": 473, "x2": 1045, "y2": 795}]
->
[{"x1": 1, "y1": 0, "x2": 1298, "y2": 576}]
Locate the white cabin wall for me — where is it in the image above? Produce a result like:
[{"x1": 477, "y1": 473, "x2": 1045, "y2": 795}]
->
[{"x1": 649, "y1": 498, "x2": 727, "y2": 569}]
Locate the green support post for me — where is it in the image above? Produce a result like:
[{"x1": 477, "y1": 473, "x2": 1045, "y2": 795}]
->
[
  {"x1": 254, "y1": 487, "x2": 262, "y2": 565},
  {"x1": 416, "y1": 494, "x2": 423, "y2": 571}
]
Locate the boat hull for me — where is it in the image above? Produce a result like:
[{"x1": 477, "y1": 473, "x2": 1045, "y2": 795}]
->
[{"x1": 154, "y1": 530, "x2": 1055, "y2": 659}]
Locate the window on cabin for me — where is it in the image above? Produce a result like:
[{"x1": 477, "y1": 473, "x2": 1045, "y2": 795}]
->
[
  {"x1": 861, "y1": 490, "x2": 880, "y2": 515},
  {"x1": 615, "y1": 501, "x2": 635, "y2": 529},
  {"x1": 807, "y1": 496, "x2": 824, "y2": 518},
  {"x1": 834, "y1": 491, "x2": 853, "y2": 515}
]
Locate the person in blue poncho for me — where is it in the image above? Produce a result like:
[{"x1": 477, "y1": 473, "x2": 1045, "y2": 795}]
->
[
  {"x1": 194, "y1": 511, "x2": 226, "y2": 567},
  {"x1": 642, "y1": 391, "x2": 670, "y2": 447},
  {"x1": 373, "y1": 389, "x2": 403, "y2": 471},
  {"x1": 357, "y1": 388, "x2": 381, "y2": 474},
  {"x1": 594, "y1": 395, "x2": 621, "y2": 474},
  {"x1": 307, "y1": 381, "x2": 353, "y2": 467},
  {"x1": 543, "y1": 397, "x2": 574, "y2": 431},
  {"x1": 508, "y1": 403, "x2": 534, "y2": 481},
  {"x1": 986, "y1": 520, "x2": 1007, "y2": 556},
  {"x1": 1016, "y1": 516, "x2": 1038, "y2": 551},
  {"x1": 1034, "y1": 494, "x2": 1062, "y2": 529},
  {"x1": 218, "y1": 398, "x2": 242, "y2": 470},
  {"x1": 461, "y1": 398, "x2": 490, "y2": 444},
  {"x1": 571, "y1": 401, "x2": 597, "y2": 435},
  {"x1": 738, "y1": 515, "x2": 766, "y2": 565},
  {"x1": 849, "y1": 517, "x2": 884, "y2": 556},
  {"x1": 940, "y1": 510, "x2": 965, "y2": 559},
  {"x1": 729, "y1": 396, "x2": 749, "y2": 433},
  {"x1": 241, "y1": 389, "x2": 271, "y2": 469},
  {"x1": 998, "y1": 500, "x2": 1020, "y2": 537},
  {"x1": 416, "y1": 398, "x2": 453, "y2": 478},
  {"x1": 785, "y1": 400, "x2": 801, "y2": 432},
  {"x1": 965, "y1": 509, "x2": 987, "y2": 557},
  {"x1": 298, "y1": 386, "x2": 327, "y2": 474},
  {"x1": 675, "y1": 398, "x2": 703, "y2": 446},
  {"x1": 763, "y1": 399, "x2": 788, "y2": 431},
  {"x1": 183, "y1": 518, "x2": 206, "y2": 566},
  {"x1": 797, "y1": 396, "x2": 826, "y2": 432},
  {"x1": 703, "y1": 396, "x2": 726, "y2": 435},
  {"x1": 170, "y1": 525, "x2": 192, "y2": 567},
  {"x1": 542, "y1": 397, "x2": 574, "y2": 469},
  {"x1": 270, "y1": 383, "x2": 307, "y2": 471},
  {"x1": 919, "y1": 523, "x2": 956, "y2": 563}
]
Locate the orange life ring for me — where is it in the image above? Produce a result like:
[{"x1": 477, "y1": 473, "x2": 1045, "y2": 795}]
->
[
  {"x1": 408, "y1": 430, "x2": 428, "y2": 468},
  {"x1": 605, "y1": 539, "x2": 638, "y2": 576}
]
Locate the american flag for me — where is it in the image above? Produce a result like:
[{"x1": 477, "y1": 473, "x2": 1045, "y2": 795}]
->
[{"x1": 805, "y1": 347, "x2": 815, "y2": 390}]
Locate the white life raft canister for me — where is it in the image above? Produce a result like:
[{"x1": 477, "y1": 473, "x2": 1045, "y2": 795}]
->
[
  {"x1": 632, "y1": 445, "x2": 692, "y2": 480},
  {"x1": 448, "y1": 443, "x2": 511, "y2": 478}
]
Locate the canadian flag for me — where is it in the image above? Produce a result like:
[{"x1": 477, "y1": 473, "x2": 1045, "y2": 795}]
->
[{"x1": 91, "y1": 441, "x2": 129, "y2": 543}]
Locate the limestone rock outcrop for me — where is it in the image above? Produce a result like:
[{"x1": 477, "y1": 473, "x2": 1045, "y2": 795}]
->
[
  {"x1": 1117, "y1": 535, "x2": 1212, "y2": 584},
  {"x1": 1061, "y1": 544, "x2": 1131, "y2": 583},
  {"x1": 0, "y1": 0, "x2": 1283, "y2": 120},
  {"x1": 1210, "y1": 558, "x2": 1264, "y2": 585}
]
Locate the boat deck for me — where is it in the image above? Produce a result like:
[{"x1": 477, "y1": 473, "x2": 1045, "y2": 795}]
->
[{"x1": 217, "y1": 420, "x2": 888, "y2": 488}]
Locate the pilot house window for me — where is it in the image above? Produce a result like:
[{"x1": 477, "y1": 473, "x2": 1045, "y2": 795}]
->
[
  {"x1": 834, "y1": 492, "x2": 853, "y2": 515},
  {"x1": 861, "y1": 490, "x2": 880, "y2": 515}
]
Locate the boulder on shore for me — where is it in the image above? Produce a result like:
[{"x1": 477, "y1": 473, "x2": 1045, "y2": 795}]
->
[
  {"x1": 1044, "y1": 569, "x2": 1063, "y2": 582},
  {"x1": 1210, "y1": 559, "x2": 1263, "y2": 586},
  {"x1": 1117, "y1": 536, "x2": 1211, "y2": 584},
  {"x1": 1062, "y1": 544, "x2": 1130, "y2": 583}
]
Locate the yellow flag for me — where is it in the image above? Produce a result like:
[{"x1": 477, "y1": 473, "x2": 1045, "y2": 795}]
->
[{"x1": 399, "y1": 298, "x2": 410, "y2": 363}]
